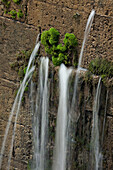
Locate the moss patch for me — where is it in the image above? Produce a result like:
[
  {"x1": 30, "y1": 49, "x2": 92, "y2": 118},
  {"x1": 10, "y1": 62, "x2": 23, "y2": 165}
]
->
[
  {"x1": 41, "y1": 27, "x2": 78, "y2": 67},
  {"x1": 13, "y1": 0, "x2": 21, "y2": 4},
  {"x1": 10, "y1": 50, "x2": 35, "y2": 80},
  {"x1": 88, "y1": 58, "x2": 113, "y2": 78},
  {"x1": 1, "y1": 0, "x2": 24, "y2": 19},
  {"x1": 8, "y1": 10, "x2": 17, "y2": 19}
]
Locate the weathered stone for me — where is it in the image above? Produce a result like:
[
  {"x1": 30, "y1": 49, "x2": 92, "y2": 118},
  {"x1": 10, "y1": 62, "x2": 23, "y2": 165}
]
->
[
  {"x1": 0, "y1": 0, "x2": 113, "y2": 169},
  {"x1": 0, "y1": 16, "x2": 37, "y2": 169}
]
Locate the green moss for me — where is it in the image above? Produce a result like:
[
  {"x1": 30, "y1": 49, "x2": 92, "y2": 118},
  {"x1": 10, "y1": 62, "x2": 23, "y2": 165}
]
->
[
  {"x1": 10, "y1": 50, "x2": 32, "y2": 81},
  {"x1": 52, "y1": 53, "x2": 65, "y2": 66},
  {"x1": 10, "y1": 49, "x2": 40, "y2": 84},
  {"x1": 48, "y1": 28, "x2": 60, "y2": 45},
  {"x1": 24, "y1": 86, "x2": 28, "y2": 92},
  {"x1": 63, "y1": 33, "x2": 78, "y2": 49},
  {"x1": 13, "y1": 0, "x2": 21, "y2": 4},
  {"x1": 41, "y1": 27, "x2": 78, "y2": 66},
  {"x1": 85, "y1": 71, "x2": 93, "y2": 83},
  {"x1": 8, "y1": 10, "x2": 17, "y2": 19},
  {"x1": 57, "y1": 44, "x2": 67, "y2": 52},
  {"x1": 89, "y1": 58, "x2": 113, "y2": 78},
  {"x1": 2, "y1": 0, "x2": 10, "y2": 9},
  {"x1": 18, "y1": 66, "x2": 24, "y2": 79},
  {"x1": 17, "y1": 9, "x2": 23, "y2": 18},
  {"x1": 2, "y1": 0, "x2": 7, "y2": 2},
  {"x1": 2, "y1": 0, "x2": 23, "y2": 16},
  {"x1": 41, "y1": 30, "x2": 50, "y2": 47}
]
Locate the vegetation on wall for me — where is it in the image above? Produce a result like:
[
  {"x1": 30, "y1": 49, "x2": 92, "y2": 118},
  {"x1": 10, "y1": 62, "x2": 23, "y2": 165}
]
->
[
  {"x1": 1, "y1": 0, "x2": 11, "y2": 13},
  {"x1": 17, "y1": 9, "x2": 24, "y2": 18},
  {"x1": 13, "y1": 0, "x2": 21, "y2": 4},
  {"x1": 10, "y1": 49, "x2": 39, "y2": 83},
  {"x1": 88, "y1": 58, "x2": 113, "y2": 78},
  {"x1": 10, "y1": 49, "x2": 40, "y2": 101},
  {"x1": 41, "y1": 28, "x2": 78, "y2": 66},
  {"x1": 8, "y1": 10, "x2": 17, "y2": 19},
  {"x1": 1, "y1": 0, "x2": 24, "y2": 19}
]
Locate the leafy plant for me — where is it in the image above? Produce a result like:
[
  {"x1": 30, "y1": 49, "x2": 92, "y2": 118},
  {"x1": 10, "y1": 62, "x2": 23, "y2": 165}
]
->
[
  {"x1": 1, "y1": 0, "x2": 10, "y2": 10},
  {"x1": 8, "y1": 10, "x2": 17, "y2": 19},
  {"x1": 88, "y1": 58, "x2": 113, "y2": 78},
  {"x1": 13, "y1": 0, "x2": 21, "y2": 4},
  {"x1": 17, "y1": 9, "x2": 24, "y2": 18},
  {"x1": 41, "y1": 27, "x2": 78, "y2": 66}
]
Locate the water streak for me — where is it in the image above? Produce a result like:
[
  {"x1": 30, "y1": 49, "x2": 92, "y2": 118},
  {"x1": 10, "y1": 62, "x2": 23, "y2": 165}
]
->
[
  {"x1": 32, "y1": 57, "x2": 49, "y2": 170},
  {"x1": 0, "y1": 40, "x2": 40, "y2": 169},
  {"x1": 78, "y1": 9, "x2": 95, "y2": 68},
  {"x1": 100, "y1": 90, "x2": 109, "y2": 170},
  {"x1": 90, "y1": 77, "x2": 102, "y2": 170},
  {"x1": 70, "y1": 9, "x2": 95, "y2": 121},
  {"x1": 52, "y1": 64, "x2": 72, "y2": 170},
  {"x1": 39, "y1": 57, "x2": 49, "y2": 170}
]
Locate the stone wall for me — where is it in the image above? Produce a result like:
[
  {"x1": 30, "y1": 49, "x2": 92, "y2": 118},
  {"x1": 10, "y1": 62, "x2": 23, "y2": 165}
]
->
[
  {"x1": 0, "y1": 0, "x2": 113, "y2": 169},
  {"x1": 0, "y1": 16, "x2": 37, "y2": 169},
  {"x1": 0, "y1": 0, "x2": 113, "y2": 60}
]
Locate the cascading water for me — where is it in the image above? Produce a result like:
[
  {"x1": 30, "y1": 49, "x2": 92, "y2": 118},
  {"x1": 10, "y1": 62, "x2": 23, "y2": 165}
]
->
[
  {"x1": 66, "y1": 9, "x2": 95, "y2": 169},
  {"x1": 70, "y1": 9, "x2": 95, "y2": 121},
  {"x1": 0, "y1": 9, "x2": 110, "y2": 170},
  {"x1": 90, "y1": 77, "x2": 102, "y2": 170},
  {"x1": 100, "y1": 90, "x2": 109, "y2": 169},
  {"x1": 0, "y1": 37, "x2": 40, "y2": 169},
  {"x1": 52, "y1": 64, "x2": 72, "y2": 170},
  {"x1": 31, "y1": 57, "x2": 49, "y2": 170}
]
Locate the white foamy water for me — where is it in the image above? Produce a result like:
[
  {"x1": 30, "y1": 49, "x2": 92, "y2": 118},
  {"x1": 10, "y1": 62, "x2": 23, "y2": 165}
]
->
[
  {"x1": 90, "y1": 77, "x2": 102, "y2": 170},
  {"x1": 31, "y1": 57, "x2": 49, "y2": 170},
  {"x1": 0, "y1": 39, "x2": 40, "y2": 170},
  {"x1": 52, "y1": 64, "x2": 72, "y2": 170},
  {"x1": 70, "y1": 9, "x2": 95, "y2": 121}
]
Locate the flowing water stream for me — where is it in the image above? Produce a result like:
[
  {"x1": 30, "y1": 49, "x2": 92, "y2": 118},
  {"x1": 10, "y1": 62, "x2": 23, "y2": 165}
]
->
[
  {"x1": 70, "y1": 9, "x2": 95, "y2": 121},
  {"x1": 52, "y1": 64, "x2": 72, "y2": 170},
  {"x1": 31, "y1": 57, "x2": 49, "y2": 170},
  {"x1": 0, "y1": 9, "x2": 109, "y2": 170},
  {"x1": 90, "y1": 77, "x2": 102, "y2": 170},
  {"x1": 0, "y1": 38, "x2": 40, "y2": 169}
]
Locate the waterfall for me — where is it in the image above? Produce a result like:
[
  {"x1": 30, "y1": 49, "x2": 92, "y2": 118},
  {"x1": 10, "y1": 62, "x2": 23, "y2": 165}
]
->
[
  {"x1": 90, "y1": 77, "x2": 102, "y2": 170},
  {"x1": 52, "y1": 64, "x2": 72, "y2": 170},
  {"x1": 100, "y1": 90, "x2": 109, "y2": 169},
  {"x1": 32, "y1": 57, "x2": 49, "y2": 170},
  {"x1": 70, "y1": 9, "x2": 95, "y2": 121},
  {"x1": 1, "y1": 9, "x2": 110, "y2": 170},
  {"x1": 78, "y1": 9, "x2": 95, "y2": 69},
  {"x1": 0, "y1": 37, "x2": 40, "y2": 169}
]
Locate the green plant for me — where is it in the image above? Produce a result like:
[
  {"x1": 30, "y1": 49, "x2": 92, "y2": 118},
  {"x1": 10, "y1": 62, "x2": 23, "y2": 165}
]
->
[
  {"x1": 17, "y1": 9, "x2": 23, "y2": 18},
  {"x1": 63, "y1": 33, "x2": 78, "y2": 48},
  {"x1": 41, "y1": 27, "x2": 78, "y2": 66},
  {"x1": 13, "y1": 0, "x2": 21, "y2": 4},
  {"x1": 85, "y1": 71, "x2": 93, "y2": 83},
  {"x1": 88, "y1": 58, "x2": 113, "y2": 78},
  {"x1": 18, "y1": 66, "x2": 24, "y2": 79},
  {"x1": 10, "y1": 49, "x2": 39, "y2": 83},
  {"x1": 8, "y1": 10, "x2": 17, "y2": 19},
  {"x1": 1, "y1": 0, "x2": 10, "y2": 9}
]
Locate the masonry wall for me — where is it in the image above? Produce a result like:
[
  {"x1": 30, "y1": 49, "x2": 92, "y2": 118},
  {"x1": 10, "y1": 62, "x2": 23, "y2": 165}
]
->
[
  {"x1": 0, "y1": 0, "x2": 113, "y2": 169},
  {"x1": 0, "y1": 16, "x2": 37, "y2": 169}
]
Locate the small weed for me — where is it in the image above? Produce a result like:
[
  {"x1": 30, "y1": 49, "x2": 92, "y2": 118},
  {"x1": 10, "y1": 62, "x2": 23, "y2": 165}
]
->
[
  {"x1": 89, "y1": 58, "x2": 113, "y2": 78},
  {"x1": 17, "y1": 9, "x2": 24, "y2": 18},
  {"x1": 1, "y1": 0, "x2": 11, "y2": 9},
  {"x1": 8, "y1": 10, "x2": 17, "y2": 19},
  {"x1": 13, "y1": 0, "x2": 21, "y2": 4}
]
